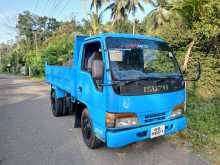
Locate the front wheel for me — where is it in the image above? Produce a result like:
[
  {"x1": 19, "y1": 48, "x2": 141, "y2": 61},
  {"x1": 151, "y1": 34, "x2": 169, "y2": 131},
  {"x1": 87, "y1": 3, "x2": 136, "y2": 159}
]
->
[{"x1": 81, "y1": 108, "x2": 103, "y2": 149}]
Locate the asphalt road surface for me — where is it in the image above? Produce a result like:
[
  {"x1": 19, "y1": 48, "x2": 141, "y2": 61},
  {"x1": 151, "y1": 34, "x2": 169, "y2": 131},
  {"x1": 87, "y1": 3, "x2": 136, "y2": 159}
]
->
[{"x1": 0, "y1": 74, "x2": 209, "y2": 165}]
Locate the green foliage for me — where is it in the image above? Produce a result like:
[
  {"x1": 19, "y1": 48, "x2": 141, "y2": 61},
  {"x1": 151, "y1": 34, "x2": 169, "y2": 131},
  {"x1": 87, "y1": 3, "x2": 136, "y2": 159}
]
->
[
  {"x1": 17, "y1": 11, "x2": 34, "y2": 45},
  {"x1": 115, "y1": 20, "x2": 133, "y2": 33},
  {"x1": 27, "y1": 51, "x2": 43, "y2": 76},
  {"x1": 104, "y1": 0, "x2": 129, "y2": 24},
  {"x1": 0, "y1": 55, "x2": 10, "y2": 72},
  {"x1": 186, "y1": 96, "x2": 220, "y2": 137},
  {"x1": 173, "y1": 0, "x2": 220, "y2": 52},
  {"x1": 90, "y1": 0, "x2": 108, "y2": 14},
  {"x1": 175, "y1": 51, "x2": 220, "y2": 156},
  {"x1": 145, "y1": 0, "x2": 172, "y2": 32},
  {"x1": 82, "y1": 12, "x2": 103, "y2": 34},
  {"x1": 17, "y1": 11, "x2": 60, "y2": 50},
  {"x1": 27, "y1": 23, "x2": 75, "y2": 76},
  {"x1": 185, "y1": 94, "x2": 220, "y2": 158},
  {"x1": 0, "y1": 12, "x2": 64, "y2": 75}
]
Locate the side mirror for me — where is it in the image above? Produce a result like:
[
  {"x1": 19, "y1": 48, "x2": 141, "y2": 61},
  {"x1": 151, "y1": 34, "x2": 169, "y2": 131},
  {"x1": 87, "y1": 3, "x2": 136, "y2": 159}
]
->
[
  {"x1": 92, "y1": 59, "x2": 104, "y2": 80},
  {"x1": 184, "y1": 62, "x2": 201, "y2": 81}
]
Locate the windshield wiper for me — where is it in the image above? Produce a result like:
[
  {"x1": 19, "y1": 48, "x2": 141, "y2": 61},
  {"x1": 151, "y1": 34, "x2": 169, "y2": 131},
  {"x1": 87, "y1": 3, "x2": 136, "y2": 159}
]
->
[
  {"x1": 122, "y1": 77, "x2": 156, "y2": 86},
  {"x1": 99, "y1": 78, "x2": 151, "y2": 86},
  {"x1": 120, "y1": 75, "x2": 181, "y2": 86},
  {"x1": 155, "y1": 76, "x2": 181, "y2": 84},
  {"x1": 99, "y1": 75, "x2": 181, "y2": 86}
]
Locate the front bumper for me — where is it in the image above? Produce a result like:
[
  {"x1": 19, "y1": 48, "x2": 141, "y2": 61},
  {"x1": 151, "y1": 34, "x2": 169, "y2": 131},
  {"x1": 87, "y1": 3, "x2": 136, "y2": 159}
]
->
[{"x1": 106, "y1": 116, "x2": 187, "y2": 148}]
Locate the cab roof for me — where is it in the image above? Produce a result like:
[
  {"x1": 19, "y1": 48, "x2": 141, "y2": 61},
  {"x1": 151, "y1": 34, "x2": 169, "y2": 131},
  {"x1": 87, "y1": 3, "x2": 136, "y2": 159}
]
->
[{"x1": 84, "y1": 33, "x2": 165, "y2": 43}]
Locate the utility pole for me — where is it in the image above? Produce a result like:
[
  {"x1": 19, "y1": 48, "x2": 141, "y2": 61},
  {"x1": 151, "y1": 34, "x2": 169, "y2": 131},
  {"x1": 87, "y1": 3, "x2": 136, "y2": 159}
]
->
[
  {"x1": 133, "y1": 22, "x2": 135, "y2": 35},
  {"x1": 133, "y1": 19, "x2": 137, "y2": 35},
  {"x1": 0, "y1": 47, "x2": 4, "y2": 71},
  {"x1": 34, "y1": 31, "x2": 38, "y2": 56},
  {"x1": 0, "y1": 50, "x2": 2, "y2": 71},
  {"x1": 28, "y1": 30, "x2": 38, "y2": 77}
]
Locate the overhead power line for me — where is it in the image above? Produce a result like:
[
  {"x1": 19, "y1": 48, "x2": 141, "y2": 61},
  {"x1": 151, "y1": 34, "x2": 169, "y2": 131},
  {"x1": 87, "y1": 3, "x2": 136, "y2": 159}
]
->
[
  {"x1": 33, "y1": 0, "x2": 39, "y2": 13},
  {"x1": 49, "y1": 0, "x2": 59, "y2": 17},
  {"x1": 56, "y1": 0, "x2": 71, "y2": 19},
  {"x1": 42, "y1": 0, "x2": 51, "y2": 15}
]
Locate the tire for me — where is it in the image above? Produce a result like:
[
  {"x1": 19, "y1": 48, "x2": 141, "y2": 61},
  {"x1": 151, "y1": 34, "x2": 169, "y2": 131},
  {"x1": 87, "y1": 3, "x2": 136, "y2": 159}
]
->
[
  {"x1": 81, "y1": 108, "x2": 103, "y2": 149},
  {"x1": 51, "y1": 91, "x2": 63, "y2": 117},
  {"x1": 63, "y1": 96, "x2": 73, "y2": 115},
  {"x1": 51, "y1": 91, "x2": 56, "y2": 113},
  {"x1": 63, "y1": 97, "x2": 68, "y2": 116}
]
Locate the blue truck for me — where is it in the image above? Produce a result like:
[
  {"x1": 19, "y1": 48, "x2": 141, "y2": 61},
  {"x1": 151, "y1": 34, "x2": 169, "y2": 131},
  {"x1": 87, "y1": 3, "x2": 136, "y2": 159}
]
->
[{"x1": 45, "y1": 33, "x2": 201, "y2": 149}]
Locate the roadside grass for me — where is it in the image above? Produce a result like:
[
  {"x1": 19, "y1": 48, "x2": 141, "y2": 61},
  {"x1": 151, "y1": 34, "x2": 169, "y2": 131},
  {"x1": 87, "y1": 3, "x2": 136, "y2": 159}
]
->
[
  {"x1": 175, "y1": 51, "x2": 220, "y2": 164},
  {"x1": 28, "y1": 76, "x2": 44, "y2": 81},
  {"x1": 184, "y1": 92, "x2": 220, "y2": 164},
  {"x1": 168, "y1": 91, "x2": 220, "y2": 164}
]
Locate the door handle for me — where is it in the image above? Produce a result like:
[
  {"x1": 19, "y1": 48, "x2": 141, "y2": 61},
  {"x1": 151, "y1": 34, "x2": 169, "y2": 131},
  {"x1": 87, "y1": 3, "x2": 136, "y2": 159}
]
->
[{"x1": 78, "y1": 86, "x2": 83, "y2": 93}]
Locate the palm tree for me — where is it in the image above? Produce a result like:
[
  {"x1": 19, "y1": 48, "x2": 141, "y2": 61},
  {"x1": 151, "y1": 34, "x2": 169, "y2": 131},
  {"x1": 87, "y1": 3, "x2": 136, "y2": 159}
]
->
[
  {"x1": 90, "y1": 0, "x2": 108, "y2": 14},
  {"x1": 146, "y1": 0, "x2": 172, "y2": 32},
  {"x1": 103, "y1": 0, "x2": 129, "y2": 25},
  {"x1": 103, "y1": 0, "x2": 148, "y2": 33},
  {"x1": 127, "y1": 0, "x2": 145, "y2": 34},
  {"x1": 82, "y1": 12, "x2": 102, "y2": 35}
]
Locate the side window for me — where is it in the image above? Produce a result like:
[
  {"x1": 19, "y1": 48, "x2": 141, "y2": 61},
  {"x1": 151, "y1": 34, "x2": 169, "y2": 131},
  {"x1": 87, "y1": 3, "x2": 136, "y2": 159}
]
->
[{"x1": 81, "y1": 42, "x2": 104, "y2": 91}]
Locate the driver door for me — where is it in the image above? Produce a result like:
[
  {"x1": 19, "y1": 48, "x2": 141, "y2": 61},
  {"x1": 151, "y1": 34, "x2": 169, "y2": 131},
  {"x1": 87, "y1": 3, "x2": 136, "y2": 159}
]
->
[{"x1": 76, "y1": 40, "x2": 106, "y2": 141}]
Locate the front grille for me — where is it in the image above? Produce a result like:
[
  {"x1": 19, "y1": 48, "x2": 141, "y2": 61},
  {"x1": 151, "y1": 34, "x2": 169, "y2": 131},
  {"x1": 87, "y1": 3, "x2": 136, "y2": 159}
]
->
[{"x1": 144, "y1": 112, "x2": 166, "y2": 123}]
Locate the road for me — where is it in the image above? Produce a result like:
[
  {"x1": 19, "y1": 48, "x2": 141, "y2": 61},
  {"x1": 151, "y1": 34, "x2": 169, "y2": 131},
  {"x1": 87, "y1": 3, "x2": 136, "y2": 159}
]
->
[{"x1": 0, "y1": 74, "x2": 209, "y2": 165}]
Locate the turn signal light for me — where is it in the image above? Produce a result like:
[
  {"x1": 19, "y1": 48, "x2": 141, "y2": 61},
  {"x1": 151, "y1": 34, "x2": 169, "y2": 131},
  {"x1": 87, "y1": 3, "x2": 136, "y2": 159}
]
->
[{"x1": 106, "y1": 112, "x2": 138, "y2": 128}]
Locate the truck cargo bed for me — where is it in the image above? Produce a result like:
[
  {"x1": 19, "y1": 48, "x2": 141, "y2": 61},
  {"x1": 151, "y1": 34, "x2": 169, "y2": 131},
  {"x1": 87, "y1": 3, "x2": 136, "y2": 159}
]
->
[{"x1": 45, "y1": 64, "x2": 76, "y2": 96}]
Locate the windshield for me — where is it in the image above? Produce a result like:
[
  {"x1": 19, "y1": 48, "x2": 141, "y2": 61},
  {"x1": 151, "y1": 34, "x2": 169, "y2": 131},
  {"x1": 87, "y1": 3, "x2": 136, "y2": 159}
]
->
[{"x1": 106, "y1": 37, "x2": 181, "y2": 81}]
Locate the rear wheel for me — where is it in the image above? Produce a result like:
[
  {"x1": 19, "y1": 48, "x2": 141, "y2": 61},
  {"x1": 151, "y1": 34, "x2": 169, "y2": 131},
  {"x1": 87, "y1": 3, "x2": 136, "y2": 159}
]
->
[
  {"x1": 51, "y1": 91, "x2": 63, "y2": 117},
  {"x1": 63, "y1": 96, "x2": 73, "y2": 115},
  {"x1": 63, "y1": 97, "x2": 68, "y2": 116},
  {"x1": 51, "y1": 91, "x2": 56, "y2": 113},
  {"x1": 81, "y1": 108, "x2": 103, "y2": 149}
]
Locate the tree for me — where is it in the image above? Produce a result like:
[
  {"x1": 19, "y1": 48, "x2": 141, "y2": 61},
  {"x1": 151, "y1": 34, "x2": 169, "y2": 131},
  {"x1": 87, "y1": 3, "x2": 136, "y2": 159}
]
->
[
  {"x1": 82, "y1": 12, "x2": 103, "y2": 34},
  {"x1": 15, "y1": 11, "x2": 61, "y2": 75},
  {"x1": 145, "y1": 0, "x2": 172, "y2": 32},
  {"x1": 145, "y1": 0, "x2": 220, "y2": 71},
  {"x1": 90, "y1": 0, "x2": 108, "y2": 14},
  {"x1": 174, "y1": 0, "x2": 220, "y2": 71},
  {"x1": 103, "y1": 0, "x2": 147, "y2": 33},
  {"x1": 104, "y1": 0, "x2": 129, "y2": 25},
  {"x1": 17, "y1": 11, "x2": 34, "y2": 48},
  {"x1": 17, "y1": 11, "x2": 60, "y2": 50},
  {"x1": 127, "y1": 0, "x2": 145, "y2": 34},
  {"x1": 0, "y1": 43, "x2": 14, "y2": 72}
]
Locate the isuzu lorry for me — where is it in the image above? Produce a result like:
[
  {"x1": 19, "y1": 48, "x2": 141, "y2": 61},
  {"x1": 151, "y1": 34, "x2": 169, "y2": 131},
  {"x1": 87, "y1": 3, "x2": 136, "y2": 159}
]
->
[{"x1": 45, "y1": 33, "x2": 200, "y2": 148}]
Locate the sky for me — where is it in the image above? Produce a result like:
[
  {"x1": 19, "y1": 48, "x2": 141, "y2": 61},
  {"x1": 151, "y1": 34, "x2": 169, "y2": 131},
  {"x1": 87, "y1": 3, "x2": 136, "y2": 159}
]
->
[{"x1": 0, "y1": 0, "x2": 154, "y2": 43}]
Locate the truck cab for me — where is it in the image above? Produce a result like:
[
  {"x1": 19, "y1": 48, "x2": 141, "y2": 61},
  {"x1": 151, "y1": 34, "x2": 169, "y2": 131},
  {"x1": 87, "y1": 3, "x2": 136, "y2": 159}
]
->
[{"x1": 45, "y1": 33, "x2": 200, "y2": 148}]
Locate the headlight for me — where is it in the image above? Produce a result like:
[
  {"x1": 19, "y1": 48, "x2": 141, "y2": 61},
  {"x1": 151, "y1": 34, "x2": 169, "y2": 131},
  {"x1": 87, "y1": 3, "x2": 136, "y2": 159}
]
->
[
  {"x1": 171, "y1": 103, "x2": 184, "y2": 118},
  {"x1": 106, "y1": 112, "x2": 138, "y2": 128}
]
